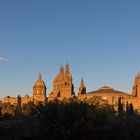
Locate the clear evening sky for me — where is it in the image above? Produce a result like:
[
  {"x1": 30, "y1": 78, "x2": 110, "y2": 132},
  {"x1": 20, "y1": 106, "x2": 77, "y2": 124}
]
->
[{"x1": 0, "y1": 0, "x2": 140, "y2": 98}]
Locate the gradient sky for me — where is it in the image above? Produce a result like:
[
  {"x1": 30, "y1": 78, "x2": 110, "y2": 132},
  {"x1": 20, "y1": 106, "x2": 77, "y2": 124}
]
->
[{"x1": 0, "y1": 0, "x2": 140, "y2": 98}]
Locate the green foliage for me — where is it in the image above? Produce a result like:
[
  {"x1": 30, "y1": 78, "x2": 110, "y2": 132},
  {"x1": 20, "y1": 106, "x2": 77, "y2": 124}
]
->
[
  {"x1": 118, "y1": 97, "x2": 124, "y2": 117},
  {"x1": 22, "y1": 102, "x2": 36, "y2": 116},
  {"x1": 0, "y1": 99, "x2": 140, "y2": 140},
  {"x1": 126, "y1": 102, "x2": 134, "y2": 116},
  {"x1": 1, "y1": 103, "x2": 16, "y2": 117},
  {"x1": 15, "y1": 95, "x2": 22, "y2": 116}
]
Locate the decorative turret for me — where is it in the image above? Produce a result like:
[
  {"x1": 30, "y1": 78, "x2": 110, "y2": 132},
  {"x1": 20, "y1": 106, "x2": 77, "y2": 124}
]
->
[
  {"x1": 49, "y1": 64, "x2": 75, "y2": 99},
  {"x1": 78, "y1": 78, "x2": 86, "y2": 96},
  {"x1": 132, "y1": 72, "x2": 140, "y2": 98},
  {"x1": 80, "y1": 78, "x2": 85, "y2": 87},
  {"x1": 33, "y1": 72, "x2": 46, "y2": 102},
  {"x1": 60, "y1": 65, "x2": 64, "y2": 74},
  {"x1": 65, "y1": 63, "x2": 70, "y2": 75}
]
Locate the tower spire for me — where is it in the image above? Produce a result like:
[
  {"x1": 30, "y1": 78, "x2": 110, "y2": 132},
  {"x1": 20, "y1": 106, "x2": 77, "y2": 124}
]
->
[
  {"x1": 78, "y1": 78, "x2": 86, "y2": 96},
  {"x1": 60, "y1": 65, "x2": 64, "y2": 74},
  {"x1": 80, "y1": 78, "x2": 85, "y2": 87},
  {"x1": 65, "y1": 63, "x2": 70, "y2": 75},
  {"x1": 38, "y1": 72, "x2": 42, "y2": 80}
]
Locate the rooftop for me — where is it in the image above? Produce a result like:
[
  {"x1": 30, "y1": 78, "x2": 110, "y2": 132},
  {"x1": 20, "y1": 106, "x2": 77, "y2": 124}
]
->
[{"x1": 87, "y1": 86, "x2": 130, "y2": 95}]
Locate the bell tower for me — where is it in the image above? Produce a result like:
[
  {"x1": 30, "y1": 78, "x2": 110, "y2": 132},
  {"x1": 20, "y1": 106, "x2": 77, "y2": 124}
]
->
[{"x1": 132, "y1": 72, "x2": 140, "y2": 98}]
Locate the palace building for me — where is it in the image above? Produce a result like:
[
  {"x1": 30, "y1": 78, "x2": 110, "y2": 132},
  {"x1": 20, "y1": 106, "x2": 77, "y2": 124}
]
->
[
  {"x1": 3, "y1": 64, "x2": 140, "y2": 110},
  {"x1": 78, "y1": 72, "x2": 140, "y2": 110}
]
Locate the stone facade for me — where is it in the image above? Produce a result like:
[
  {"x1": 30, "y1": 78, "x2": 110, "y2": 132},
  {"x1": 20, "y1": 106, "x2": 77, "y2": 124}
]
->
[
  {"x1": 3, "y1": 95, "x2": 32, "y2": 105},
  {"x1": 78, "y1": 73, "x2": 140, "y2": 111},
  {"x1": 132, "y1": 72, "x2": 140, "y2": 98},
  {"x1": 3, "y1": 64, "x2": 140, "y2": 111},
  {"x1": 48, "y1": 64, "x2": 75, "y2": 100}
]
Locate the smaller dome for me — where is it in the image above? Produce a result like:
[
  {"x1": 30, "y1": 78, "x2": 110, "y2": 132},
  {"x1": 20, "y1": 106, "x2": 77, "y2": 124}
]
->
[{"x1": 33, "y1": 73, "x2": 46, "y2": 88}]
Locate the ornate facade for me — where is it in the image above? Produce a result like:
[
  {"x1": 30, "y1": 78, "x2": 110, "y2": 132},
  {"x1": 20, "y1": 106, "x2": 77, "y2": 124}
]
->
[
  {"x1": 48, "y1": 64, "x2": 75, "y2": 100},
  {"x1": 78, "y1": 73, "x2": 140, "y2": 110},
  {"x1": 3, "y1": 64, "x2": 140, "y2": 111}
]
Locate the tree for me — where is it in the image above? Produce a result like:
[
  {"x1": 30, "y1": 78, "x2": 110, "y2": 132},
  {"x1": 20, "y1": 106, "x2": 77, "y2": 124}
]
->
[
  {"x1": 22, "y1": 102, "x2": 35, "y2": 116},
  {"x1": 126, "y1": 102, "x2": 134, "y2": 116},
  {"x1": 15, "y1": 94, "x2": 22, "y2": 116},
  {"x1": 129, "y1": 103, "x2": 134, "y2": 115},
  {"x1": 118, "y1": 97, "x2": 124, "y2": 117},
  {"x1": 126, "y1": 101, "x2": 129, "y2": 115}
]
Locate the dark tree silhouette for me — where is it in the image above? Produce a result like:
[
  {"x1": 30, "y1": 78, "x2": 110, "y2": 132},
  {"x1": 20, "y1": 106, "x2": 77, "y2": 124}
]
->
[
  {"x1": 15, "y1": 94, "x2": 22, "y2": 116},
  {"x1": 118, "y1": 97, "x2": 124, "y2": 117}
]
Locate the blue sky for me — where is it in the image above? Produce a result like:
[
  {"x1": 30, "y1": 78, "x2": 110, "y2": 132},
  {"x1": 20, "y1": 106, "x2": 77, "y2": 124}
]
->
[{"x1": 0, "y1": 0, "x2": 140, "y2": 98}]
